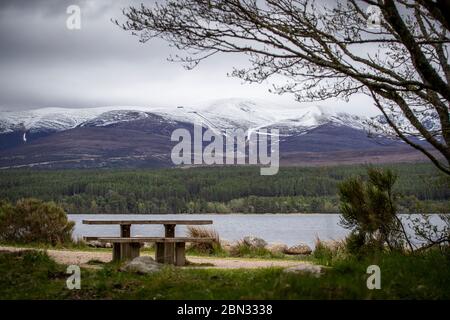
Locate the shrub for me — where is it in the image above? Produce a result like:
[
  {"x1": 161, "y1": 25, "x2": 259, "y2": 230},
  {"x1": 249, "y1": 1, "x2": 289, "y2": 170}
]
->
[
  {"x1": 313, "y1": 240, "x2": 334, "y2": 265},
  {"x1": 0, "y1": 198, "x2": 75, "y2": 245},
  {"x1": 186, "y1": 226, "x2": 220, "y2": 254},
  {"x1": 313, "y1": 238, "x2": 346, "y2": 265},
  {"x1": 338, "y1": 168, "x2": 411, "y2": 253},
  {"x1": 228, "y1": 240, "x2": 277, "y2": 258}
]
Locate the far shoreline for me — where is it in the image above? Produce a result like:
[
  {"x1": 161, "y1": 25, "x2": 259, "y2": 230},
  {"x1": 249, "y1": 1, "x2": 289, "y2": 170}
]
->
[{"x1": 67, "y1": 212, "x2": 449, "y2": 215}]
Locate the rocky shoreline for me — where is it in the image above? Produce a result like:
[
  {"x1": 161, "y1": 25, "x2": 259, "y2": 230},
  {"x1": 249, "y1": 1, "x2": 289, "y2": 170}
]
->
[{"x1": 87, "y1": 235, "x2": 316, "y2": 256}]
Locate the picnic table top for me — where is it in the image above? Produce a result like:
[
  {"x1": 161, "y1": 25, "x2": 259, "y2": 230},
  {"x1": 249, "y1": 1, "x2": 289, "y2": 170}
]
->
[{"x1": 82, "y1": 219, "x2": 213, "y2": 225}]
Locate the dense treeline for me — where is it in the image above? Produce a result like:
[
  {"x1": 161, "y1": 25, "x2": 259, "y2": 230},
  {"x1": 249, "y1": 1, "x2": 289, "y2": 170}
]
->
[{"x1": 0, "y1": 164, "x2": 448, "y2": 214}]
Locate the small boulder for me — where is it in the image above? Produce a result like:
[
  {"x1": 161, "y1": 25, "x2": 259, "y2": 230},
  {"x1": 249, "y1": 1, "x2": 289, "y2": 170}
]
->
[
  {"x1": 284, "y1": 243, "x2": 312, "y2": 255},
  {"x1": 317, "y1": 240, "x2": 341, "y2": 251},
  {"x1": 283, "y1": 264, "x2": 324, "y2": 277},
  {"x1": 267, "y1": 242, "x2": 288, "y2": 255},
  {"x1": 120, "y1": 256, "x2": 162, "y2": 274},
  {"x1": 87, "y1": 240, "x2": 103, "y2": 248},
  {"x1": 220, "y1": 239, "x2": 241, "y2": 254},
  {"x1": 243, "y1": 236, "x2": 267, "y2": 249},
  {"x1": 220, "y1": 239, "x2": 233, "y2": 252}
]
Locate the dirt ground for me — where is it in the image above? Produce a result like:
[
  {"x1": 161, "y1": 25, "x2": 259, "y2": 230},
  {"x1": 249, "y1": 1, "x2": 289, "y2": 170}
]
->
[{"x1": 0, "y1": 246, "x2": 308, "y2": 269}]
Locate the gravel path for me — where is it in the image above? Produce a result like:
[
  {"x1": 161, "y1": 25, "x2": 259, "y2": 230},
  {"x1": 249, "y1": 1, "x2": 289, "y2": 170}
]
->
[{"x1": 0, "y1": 246, "x2": 308, "y2": 269}]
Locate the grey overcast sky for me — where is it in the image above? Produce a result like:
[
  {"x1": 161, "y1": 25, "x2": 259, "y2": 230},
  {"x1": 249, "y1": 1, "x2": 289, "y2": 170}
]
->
[{"x1": 0, "y1": 0, "x2": 376, "y2": 115}]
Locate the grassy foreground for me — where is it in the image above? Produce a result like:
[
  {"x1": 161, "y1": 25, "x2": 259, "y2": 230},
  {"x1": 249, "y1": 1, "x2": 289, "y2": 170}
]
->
[{"x1": 0, "y1": 249, "x2": 449, "y2": 299}]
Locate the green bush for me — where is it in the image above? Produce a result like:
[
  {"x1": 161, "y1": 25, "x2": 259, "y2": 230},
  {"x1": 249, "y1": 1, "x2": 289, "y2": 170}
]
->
[
  {"x1": 312, "y1": 241, "x2": 335, "y2": 265},
  {"x1": 0, "y1": 198, "x2": 74, "y2": 245},
  {"x1": 312, "y1": 238, "x2": 347, "y2": 265},
  {"x1": 229, "y1": 241, "x2": 277, "y2": 258},
  {"x1": 338, "y1": 168, "x2": 411, "y2": 253}
]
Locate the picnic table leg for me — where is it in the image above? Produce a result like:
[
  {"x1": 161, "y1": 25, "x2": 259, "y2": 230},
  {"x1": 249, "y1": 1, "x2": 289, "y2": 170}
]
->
[
  {"x1": 120, "y1": 224, "x2": 131, "y2": 237},
  {"x1": 175, "y1": 242, "x2": 186, "y2": 266},
  {"x1": 163, "y1": 241, "x2": 174, "y2": 264},
  {"x1": 117, "y1": 224, "x2": 137, "y2": 261},
  {"x1": 113, "y1": 243, "x2": 121, "y2": 262},
  {"x1": 163, "y1": 224, "x2": 176, "y2": 264},
  {"x1": 164, "y1": 224, "x2": 175, "y2": 237},
  {"x1": 121, "y1": 242, "x2": 140, "y2": 261},
  {"x1": 155, "y1": 242, "x2": 165, "y2": 263}
]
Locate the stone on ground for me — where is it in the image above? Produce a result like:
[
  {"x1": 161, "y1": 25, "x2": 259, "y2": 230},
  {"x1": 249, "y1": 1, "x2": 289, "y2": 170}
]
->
[
  {"x1": 318, "y1": 240, "x2": 341, "y2": 251},
  {"x1": 284, "y1": 243, "x2": 313, "y2": 255},
  {"x1": 87, "y1": 240, "x2": 112, "y2": 248},
  {"x1": 243, "y1": 236, "x2": 267, "y2": 249},
  {"x1": 284, "y1": 264, "x2": 324, "y2": 277},
  {"x1": 267, "y1": 242, "x2": 288, "y2": 254},
  {"x1": 220, "y1": 239, "x2": 238, "y2": 253},
  {"x1": 120, "y1": 256, "x2": 162, "y2": 274}
]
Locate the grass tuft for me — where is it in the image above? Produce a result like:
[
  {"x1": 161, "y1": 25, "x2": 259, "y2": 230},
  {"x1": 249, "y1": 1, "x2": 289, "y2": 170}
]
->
[{"x1": 186, "y1": 226, "x2": 221, "y2": 254}]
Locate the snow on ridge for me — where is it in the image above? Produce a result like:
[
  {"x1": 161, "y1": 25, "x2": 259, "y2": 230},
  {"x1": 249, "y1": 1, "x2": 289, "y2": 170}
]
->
[{"x1": 0, "y1": 99, "x2": 375, "y2": 134}]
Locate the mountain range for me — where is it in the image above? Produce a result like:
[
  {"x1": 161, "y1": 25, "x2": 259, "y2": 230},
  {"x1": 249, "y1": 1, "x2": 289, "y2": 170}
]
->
[{"x1": 0, "y1": 99, "x2": 433, "y2": 169}]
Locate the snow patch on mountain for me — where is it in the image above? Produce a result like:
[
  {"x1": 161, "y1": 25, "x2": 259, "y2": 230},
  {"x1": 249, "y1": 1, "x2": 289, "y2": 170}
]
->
[{"x1": 80, "y1": 110, "x2": 150, "y2": 127}]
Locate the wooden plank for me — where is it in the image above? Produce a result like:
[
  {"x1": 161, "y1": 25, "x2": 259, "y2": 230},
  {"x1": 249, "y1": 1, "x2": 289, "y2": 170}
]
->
[
  {"x1": 82, "y1": 220, "x2": 213, "y2": 225},
  {"x1": 83, "y1": 236, "x2": 101, "y2": 241},
  {"x1": 175, "y1": 242, "x2": 186, "y2": 266},
  {"x1": 96, "y1": 237, "x2": 215, "y2": 243}
]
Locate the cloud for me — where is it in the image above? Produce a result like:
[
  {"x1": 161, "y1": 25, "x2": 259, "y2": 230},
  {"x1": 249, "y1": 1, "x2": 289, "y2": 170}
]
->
[{"x1": 0, "y1": 0, "x2": 378, "y2": 116}]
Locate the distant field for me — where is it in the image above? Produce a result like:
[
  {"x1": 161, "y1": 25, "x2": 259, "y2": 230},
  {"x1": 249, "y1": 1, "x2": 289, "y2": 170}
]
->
[{"x1": 0, "y1": 163, "x2": 448, "y2": 214}]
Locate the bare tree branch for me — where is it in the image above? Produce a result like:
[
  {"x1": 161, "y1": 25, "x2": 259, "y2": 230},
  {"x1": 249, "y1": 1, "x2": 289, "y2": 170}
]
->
[{"x1": 116, "y1": 0, "x2": 450, "y2": 175}]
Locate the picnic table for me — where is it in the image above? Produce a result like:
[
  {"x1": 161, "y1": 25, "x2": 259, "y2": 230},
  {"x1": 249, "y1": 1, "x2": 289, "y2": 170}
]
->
[{"x1": 83, "y1": 219, "x2": 214, "y2": 266}]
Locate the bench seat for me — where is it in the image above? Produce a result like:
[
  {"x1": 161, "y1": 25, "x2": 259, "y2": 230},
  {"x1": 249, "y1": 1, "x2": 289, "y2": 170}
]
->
[
  {"x1": 84, "y1": 236, "x2": 215, "y2": 243},
  {"x1": 84, "y1": 236, "x2": 215, "y2": 265}
]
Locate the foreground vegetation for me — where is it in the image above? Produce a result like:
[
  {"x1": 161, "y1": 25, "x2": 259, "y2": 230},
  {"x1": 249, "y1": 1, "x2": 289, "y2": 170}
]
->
[
  {"x1": 0, "y1": 163, "x2": 448, "y2": 214},
  {"x1": 0, "y1": 199, "x2": 74, "y2": 245},
  {"x1": 0, "y1": 166, "x2": 448, "y2": 300},
  {"x1": 0, "y1": 248, "x2": 448, "y2": 300}
]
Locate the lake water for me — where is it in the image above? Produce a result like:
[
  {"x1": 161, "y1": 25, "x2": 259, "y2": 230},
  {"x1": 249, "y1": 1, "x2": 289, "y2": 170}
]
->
[
  {"x1": 68, "y1": 213, "x2": 445, "y2": 248},
  {"x1": 68, "y1": 213, "x2": 352, "y2": 248}
]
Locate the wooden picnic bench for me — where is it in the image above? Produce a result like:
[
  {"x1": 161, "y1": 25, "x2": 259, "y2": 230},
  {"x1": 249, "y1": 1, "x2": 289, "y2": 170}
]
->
[{"x1": 82, "y1": 220, "x2": 214, "y2": 266}]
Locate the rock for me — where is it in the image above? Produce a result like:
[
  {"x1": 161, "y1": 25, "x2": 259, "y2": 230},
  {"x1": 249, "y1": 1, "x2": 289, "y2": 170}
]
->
[
  {"x1": 317, "y1": 240, "x2": 341, "y2": 251},
  {"x1": 283, "y1": 264, "x2": 324, "y2": 277},
  {"x1": 267, "y1": 242, "x2": 288, "y2": 255},
  {"x1": 120, "y1": 256, "x2": 162, "y2": 274},
  {"x1": 87, "y1": 240, "x2": 112, "y2": 248},
  {"x1": 218, "y1": 239, "x2": 238, "y2": 254},
  {"x1": 284, "y1": 243, "x2": 313, "y2": 255},
  {"x1": 243, "y1": 236, "x2": 267, "y2": 249},
  {"x1": 87, "y1": 240, "x2": 103, "y2": 248},
  {"x1": 220, "y1": 239, "x2": 238, "y2": 253}
]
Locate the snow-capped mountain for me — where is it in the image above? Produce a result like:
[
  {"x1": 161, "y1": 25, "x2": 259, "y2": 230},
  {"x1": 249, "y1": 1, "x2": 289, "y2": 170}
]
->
[
  {"x1": 0, "y1": 99, "x2": 373, "y2": 135},
  {"x1": 0, "y1": 99, "x2": 438, "y2": 169}
]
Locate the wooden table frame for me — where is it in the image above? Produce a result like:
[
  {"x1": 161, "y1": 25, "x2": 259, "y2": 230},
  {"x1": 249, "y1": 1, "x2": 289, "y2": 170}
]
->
[{"x1": 82, "y1": 220, "x2": 213, "y2": 265}]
